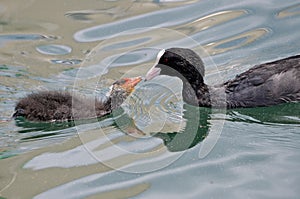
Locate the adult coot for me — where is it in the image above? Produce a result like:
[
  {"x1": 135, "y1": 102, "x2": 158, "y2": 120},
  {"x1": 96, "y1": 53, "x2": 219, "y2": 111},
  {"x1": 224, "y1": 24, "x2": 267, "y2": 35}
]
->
[{"x1": 145, "y1": 48, "x2": 300, "y2": 108}]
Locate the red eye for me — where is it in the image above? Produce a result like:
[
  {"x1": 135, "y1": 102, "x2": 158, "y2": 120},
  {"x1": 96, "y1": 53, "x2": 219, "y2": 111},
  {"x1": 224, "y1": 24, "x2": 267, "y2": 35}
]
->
[{"x1": 164, "y1": 58, "x2": 168, "y2": 62}]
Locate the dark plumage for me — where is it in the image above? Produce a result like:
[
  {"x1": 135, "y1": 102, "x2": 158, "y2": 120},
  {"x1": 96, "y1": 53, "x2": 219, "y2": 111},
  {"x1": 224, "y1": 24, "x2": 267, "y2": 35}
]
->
[
  {"x1": 145, "y1": 48, "x2": 300, "y2": 108},
  {"x1": 13, "y1": 77, "x2": 142, "y2": 121}
]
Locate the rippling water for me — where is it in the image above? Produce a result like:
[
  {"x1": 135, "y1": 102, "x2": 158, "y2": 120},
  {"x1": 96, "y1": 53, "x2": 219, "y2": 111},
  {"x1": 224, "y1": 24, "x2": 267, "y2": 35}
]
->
[{"x1": 0, "y1": 0, "x2": 300, "y2": 198}]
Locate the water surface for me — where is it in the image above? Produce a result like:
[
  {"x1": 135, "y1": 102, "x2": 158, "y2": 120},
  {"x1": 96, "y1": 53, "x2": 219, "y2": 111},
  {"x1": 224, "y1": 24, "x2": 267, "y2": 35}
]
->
[{"x1": 0, "y1": 0, "x2": 300, "y2": 198}]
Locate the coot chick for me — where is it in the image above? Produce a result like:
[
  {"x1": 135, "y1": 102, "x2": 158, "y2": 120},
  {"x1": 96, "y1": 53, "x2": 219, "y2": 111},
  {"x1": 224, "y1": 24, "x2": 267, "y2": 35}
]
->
[
  {"x1": 13, "y1": 77, "x2": 142, "y2": 121},
  {"x1": 145, "y1": 48, "x2": 300, "y2": 108}
]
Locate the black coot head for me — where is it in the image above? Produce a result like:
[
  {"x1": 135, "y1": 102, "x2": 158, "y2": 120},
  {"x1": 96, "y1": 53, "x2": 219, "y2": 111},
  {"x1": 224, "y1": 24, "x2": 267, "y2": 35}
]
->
[{"x1": 145, "y1": 48, "x2": 205, "y2": 85}]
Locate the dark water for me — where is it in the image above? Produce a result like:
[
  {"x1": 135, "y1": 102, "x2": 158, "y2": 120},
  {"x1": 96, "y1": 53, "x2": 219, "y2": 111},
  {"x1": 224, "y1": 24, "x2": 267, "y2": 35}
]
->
[{"x1": 0, "y1": 0, "x2": 300, "y2": 198}]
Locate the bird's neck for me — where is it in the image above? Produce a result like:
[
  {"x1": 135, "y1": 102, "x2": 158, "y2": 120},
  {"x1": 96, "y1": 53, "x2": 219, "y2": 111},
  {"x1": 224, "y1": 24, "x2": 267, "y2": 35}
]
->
[
  {"x1": 195, "y1": 83, "x2": 211, "y2": 107},
  {"x1": 107, "y1": 90, "x2": 129, "y2": 110},
  {"x1": 94, "y1": 98, "x2": 113, "y2": 117},
  {"x1": 94, "y1": 96, "x2": 125, "y2": 118},
  {"x1": 104, "y1": 98, "x2": 113, "y2": 111},
  {"x1": 182, "y1": 79, "x2": 211, "y2": 107}
]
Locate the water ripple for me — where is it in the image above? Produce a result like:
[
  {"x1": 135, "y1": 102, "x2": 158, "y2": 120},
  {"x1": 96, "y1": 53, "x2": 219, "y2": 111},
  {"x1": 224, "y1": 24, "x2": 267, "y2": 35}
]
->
[
  {"x1": 0, "y1": 34, "x2": 47, "y2": 46},
  {"x1": 36, "y1": 44, "x2": 72, "y2": 55},
  {"x1": 73, "y1": 2, "x2": 245, "y2": 42},
  {"x1": 277, "y1": 3, "x2": 300, "y2": 18},
  {"x1": 51, "y1": 59, "x2": 82, "y2": 65},
  {"x1": 176, "y1": 10, "x2": 247, "y2": 35},
  {"x1": 123, "y1": 76, "x2": 185, "y2": 134},
  {"x1": 204, "y1": 28, "x2": 269, "y2": 55}
]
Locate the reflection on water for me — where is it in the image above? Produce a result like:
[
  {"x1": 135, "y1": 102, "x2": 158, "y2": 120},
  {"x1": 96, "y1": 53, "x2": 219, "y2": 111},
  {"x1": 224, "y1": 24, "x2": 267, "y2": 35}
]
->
[
  {"x1": 205, "y1": 28, "x2": 269, "y2": 55},
  {"x1": 0, "y1": 34, "x2": 47, "y2": 46},
  {"x1": 175, "y1": 10, "x2": 247, "y2": 35},
  {"x1": 1, "y1": 0, "x2": 300, "y2": 198},
  {"x1": 277, "y1": 3, "x2": 300, "y2": 18},
  {"x1": 36, "y1": 44, "x2": 72, "y2": 55},
  {"x1": 124, "y1": 76, "x2": 185, "y2": 134}
]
